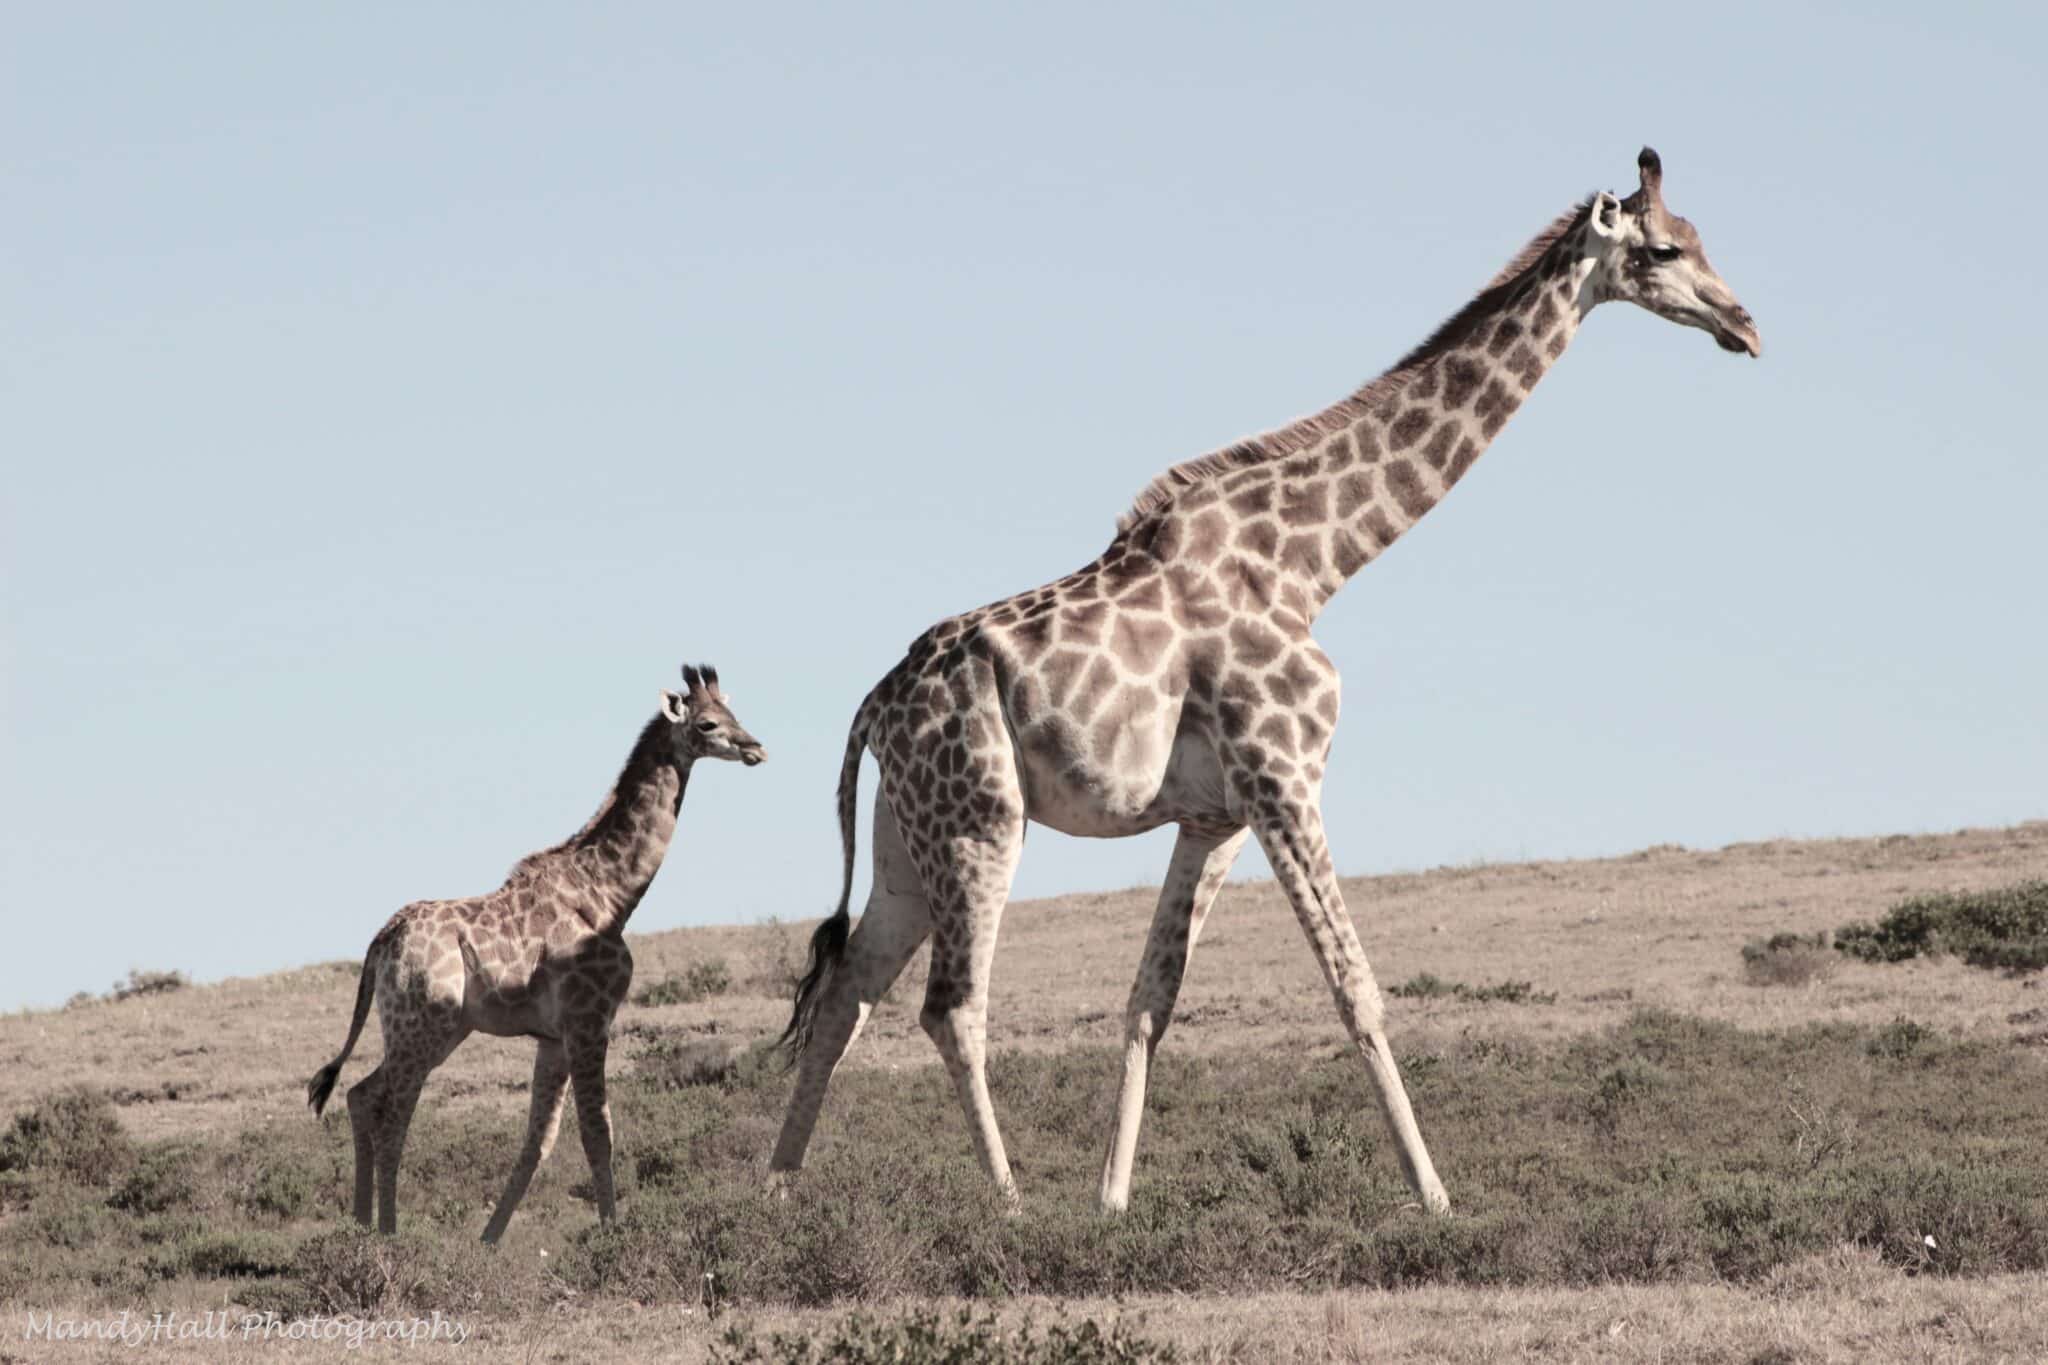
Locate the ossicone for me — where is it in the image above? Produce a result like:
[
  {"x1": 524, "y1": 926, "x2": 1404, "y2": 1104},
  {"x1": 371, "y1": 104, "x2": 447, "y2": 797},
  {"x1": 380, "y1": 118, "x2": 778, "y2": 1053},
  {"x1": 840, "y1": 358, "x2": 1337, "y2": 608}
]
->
[
  {"x1": 679, "y1": 662, "x2": 721, "y2": 698},
  {"x1": 1637, "y1": 146, "x2": 1663, "y2": 196}
]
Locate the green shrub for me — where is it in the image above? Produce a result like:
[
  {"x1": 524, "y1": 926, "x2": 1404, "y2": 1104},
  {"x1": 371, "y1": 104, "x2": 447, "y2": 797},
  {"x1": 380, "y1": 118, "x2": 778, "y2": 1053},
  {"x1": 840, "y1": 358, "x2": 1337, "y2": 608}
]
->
[
  {"x1": 1585, "y1": 1058, "x2": 1670, "y2": 1128},
  {"x1": 1697, "y1": 1172, "x2": 1825, "y2": 1277},
  {"x1": 1866, "y1": 1016, "x2": 1935, "y2": 1062},
  {"x1": 29, "y1": 1194, "x2": 117, "y2": 1250},
  {"x1": 150, "y1": 1229, "x2": 297, "y2": 1281},
  {"x1": 1348, "y1": 1210, "x2": 1516, "y2": 1287},
  {"x1": 109, "y1": 1142, "x2": 202, "y2": 1214},
  {"x1": 1563, "y1": 1192, "x2": 1704, "y2": 1282},
  {"x1": 1825, "y1": 1159, "x2": 2048, "y2": 1275},
  {"x1": 111, "y1": 968, "x2": 189, "y2": 1001},
  {"x1": 635, "y1": 1038, "x2": 780, "y2": 1092},
  {"x1": 243, "y1": 1156, "x2": 319, "y2": 1221},
  {"x1": 562, "y1": 1177, "x2": 754, "y2": 1304},
  {"x1": 1388, "y1": 974, "x2": 1556, "y2": 1004},
  {"x1": 219, "y1": 1124, "x2": 350, "y2": 1223},
  {"x1": 1741, "y1": 932, "x2": 1835, "y2": 987},
  {"x1": 0, "y1": 1089, "x2": 134, "y2": 1187},
  {"x1": 1837, "y1": 882, "x2": 2048, "y2": 971},
  {"x1": 635, "y1": 959, "x2": 734, "y2": 1007},
  {"x1": 711, "y1": 1309, "x2": 1180, "y2": 1365},
  {"x1": 284, "y1": 1227, "x2": 521, "y2": 1315}
]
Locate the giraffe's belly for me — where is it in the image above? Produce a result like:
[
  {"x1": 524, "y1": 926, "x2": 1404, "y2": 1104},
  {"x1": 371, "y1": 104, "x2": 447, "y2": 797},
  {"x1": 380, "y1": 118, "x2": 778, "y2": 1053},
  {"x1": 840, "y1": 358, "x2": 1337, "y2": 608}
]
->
[
  {"x1": 465, "y1": 995, "x2": 560, "y2": 1040},
  {"x1": 460, "y1": 982, "x2": 565, "y2": 1035},
  {"x1": 1020, "y1": 723, "x2": 1236, "y2": 839}
]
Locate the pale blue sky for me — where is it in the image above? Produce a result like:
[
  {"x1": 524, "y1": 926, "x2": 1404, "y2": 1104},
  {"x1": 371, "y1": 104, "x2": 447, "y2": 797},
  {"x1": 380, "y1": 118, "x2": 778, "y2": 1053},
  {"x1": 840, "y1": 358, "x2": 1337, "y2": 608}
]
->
[{"x1": 5, "y1": 4, "x2": 2043, "y2": 1010}]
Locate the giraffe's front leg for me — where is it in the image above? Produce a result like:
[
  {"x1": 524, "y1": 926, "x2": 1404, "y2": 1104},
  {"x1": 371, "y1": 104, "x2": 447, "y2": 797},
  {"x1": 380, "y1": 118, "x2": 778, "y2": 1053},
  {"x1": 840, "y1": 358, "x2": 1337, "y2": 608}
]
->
[
  {"x1": 567, "y1": 1030, "x2": 617, "y2": 1224},
  {"x1": 1250, "y1": 794, "x2": 1450, "y2": 1214},
  {"x1": 481, "y1": 1039, "x2": 570, "y2": 1244},
  {"x1": 1098, "y1": 825, "x2": 1248, "y2": 1213}
]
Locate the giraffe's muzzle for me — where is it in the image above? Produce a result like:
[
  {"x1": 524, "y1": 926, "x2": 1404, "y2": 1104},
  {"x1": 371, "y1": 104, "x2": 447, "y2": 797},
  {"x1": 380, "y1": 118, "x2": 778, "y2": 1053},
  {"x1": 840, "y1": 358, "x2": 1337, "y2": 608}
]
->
[{"x1": 1706, "y1": 297, "x2": 1760, "y2": 357}]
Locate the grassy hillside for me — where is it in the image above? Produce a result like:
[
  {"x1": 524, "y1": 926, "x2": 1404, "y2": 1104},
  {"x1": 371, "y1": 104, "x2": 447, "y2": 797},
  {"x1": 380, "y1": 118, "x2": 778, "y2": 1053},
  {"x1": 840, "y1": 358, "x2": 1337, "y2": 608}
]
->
[{"x1": 4, "y1": 821, "x2": 2046, "y2": 1362}]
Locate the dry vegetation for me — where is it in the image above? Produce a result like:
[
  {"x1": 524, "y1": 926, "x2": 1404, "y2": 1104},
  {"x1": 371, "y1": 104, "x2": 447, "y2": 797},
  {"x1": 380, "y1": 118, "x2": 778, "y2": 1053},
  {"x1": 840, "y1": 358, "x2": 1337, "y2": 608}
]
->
[{"x1": 3, "y1": 821, "x2": 2046, "y2": 1362}]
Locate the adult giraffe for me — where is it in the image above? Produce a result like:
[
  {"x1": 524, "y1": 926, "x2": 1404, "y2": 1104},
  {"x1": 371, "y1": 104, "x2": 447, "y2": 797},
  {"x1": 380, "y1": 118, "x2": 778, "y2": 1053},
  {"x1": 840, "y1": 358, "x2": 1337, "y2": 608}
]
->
[{"x1": 773, "y1": 148, "x2": 1759, "y2": 1214}]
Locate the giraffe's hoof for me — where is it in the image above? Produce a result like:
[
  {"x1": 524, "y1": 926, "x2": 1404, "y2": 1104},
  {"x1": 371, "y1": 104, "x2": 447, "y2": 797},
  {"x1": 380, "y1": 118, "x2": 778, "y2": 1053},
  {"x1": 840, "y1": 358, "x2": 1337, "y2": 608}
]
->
[{"x1": 763, "y1": 1170, "x2": 795, "y2": 1201}]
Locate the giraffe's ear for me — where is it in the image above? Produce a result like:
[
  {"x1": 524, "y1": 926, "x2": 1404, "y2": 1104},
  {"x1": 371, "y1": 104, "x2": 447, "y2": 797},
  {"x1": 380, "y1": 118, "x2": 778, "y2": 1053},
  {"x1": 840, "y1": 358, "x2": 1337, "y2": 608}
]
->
[
  {"x1": 1588, "y1": 191, "x2": 1625, "y2": 241},
  {"x1": 658, "y1": 689, "x2": 690, "y2": 723}
]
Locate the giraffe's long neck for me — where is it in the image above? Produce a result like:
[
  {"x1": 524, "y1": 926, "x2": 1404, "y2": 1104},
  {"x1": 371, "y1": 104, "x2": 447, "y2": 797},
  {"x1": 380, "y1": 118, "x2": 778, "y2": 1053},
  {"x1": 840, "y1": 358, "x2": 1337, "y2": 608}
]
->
[
  {"x1": 1271, "y1": 227, "x2": 1595, "y2": 619},
  {"x1": 565, "y1": 718, "x2": 689, "y2": 935},
  {"x1": 1136, "y1": 213, "x2": 1600, "y2": 625}
]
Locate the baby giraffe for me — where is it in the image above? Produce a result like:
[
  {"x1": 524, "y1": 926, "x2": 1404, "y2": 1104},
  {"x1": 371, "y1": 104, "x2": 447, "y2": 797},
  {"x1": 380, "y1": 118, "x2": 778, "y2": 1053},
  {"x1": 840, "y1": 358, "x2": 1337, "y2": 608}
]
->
[{"x1": 307, "y1": 664, "x2": 765, "y2": 1242}]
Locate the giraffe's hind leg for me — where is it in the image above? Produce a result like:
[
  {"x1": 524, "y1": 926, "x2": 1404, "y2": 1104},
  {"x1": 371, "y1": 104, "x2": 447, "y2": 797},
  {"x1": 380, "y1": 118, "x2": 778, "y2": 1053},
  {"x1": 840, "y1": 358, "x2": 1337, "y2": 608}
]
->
[
  {"x1": 368, "y1": 1009, "x2": 468, "y2": 1235},
  {"x1": 905, "y1": 771, "x2": 1028, "y2": 1201},
  {"x1": 480, "y1": 1039, "x2": 570, "y2": 1244},
  {"x1": 345, "y1": 1072, "x2": 381, "y2": 1227},
  {"x1": 1098, "y1": 825, "x2": 1248, "y2": 1213},
  {"x1": 769, "y1": 800, "x2": 934, "y2": 1176}
]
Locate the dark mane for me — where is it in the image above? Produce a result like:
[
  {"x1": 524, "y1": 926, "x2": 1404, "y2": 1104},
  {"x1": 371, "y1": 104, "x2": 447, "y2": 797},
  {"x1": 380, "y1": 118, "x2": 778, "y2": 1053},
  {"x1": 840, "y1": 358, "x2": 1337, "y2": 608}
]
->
[
  {"x1": 1114, "y1": 197, "x2": 1593, "y2": 534},
  {"x1": 508, "y1": 712, "x2": 671, "y2": 878}
]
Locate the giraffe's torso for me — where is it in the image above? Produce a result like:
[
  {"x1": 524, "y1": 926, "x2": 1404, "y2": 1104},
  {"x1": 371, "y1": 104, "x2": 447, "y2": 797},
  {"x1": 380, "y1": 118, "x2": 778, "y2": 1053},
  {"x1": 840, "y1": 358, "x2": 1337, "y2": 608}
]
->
[
  {"x1": 862, "y1": 521, "x2": 1343, "y2": 843},
  {"x1": 372, "y1": 877, "x2": 634, "y2": 1045}
]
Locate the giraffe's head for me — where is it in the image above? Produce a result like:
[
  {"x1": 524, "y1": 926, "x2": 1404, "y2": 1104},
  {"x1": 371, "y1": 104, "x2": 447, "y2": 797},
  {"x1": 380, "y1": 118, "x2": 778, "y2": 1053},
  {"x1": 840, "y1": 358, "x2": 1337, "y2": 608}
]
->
[
  {"x1": 1585, "y1": 147, "x2": 1760, "y2": 358},
  {"x1": 659, "y1": 663, "x2": 767, "y2": 766}
]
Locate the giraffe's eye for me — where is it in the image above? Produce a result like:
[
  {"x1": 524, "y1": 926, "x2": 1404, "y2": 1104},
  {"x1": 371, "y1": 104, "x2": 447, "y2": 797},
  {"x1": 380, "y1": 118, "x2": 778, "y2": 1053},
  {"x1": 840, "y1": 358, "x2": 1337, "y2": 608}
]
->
[
  {"x1": 1648, "y1": 243, "x2": 1683, "y2": 264},
  {"x1": 695, "y1": 719, "x2": 718, "y2": 732}
]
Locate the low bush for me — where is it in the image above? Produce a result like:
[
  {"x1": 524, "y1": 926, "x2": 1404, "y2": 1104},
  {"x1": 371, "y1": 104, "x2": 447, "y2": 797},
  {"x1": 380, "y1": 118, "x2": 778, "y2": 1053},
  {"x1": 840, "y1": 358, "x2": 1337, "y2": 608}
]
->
[
  {"x1": 155, "y1": 1229, "x2": 297, "y2": 1281},
  {"x1": 0, "y1": 1089, "x2": 134, "y2": 1187},
  {"x1": 634, "y1": 1037, "x2": 781, "y2": 1093},
  {"x1": 711, "y1": 1309, "x2": 1181, "y2": 1365},
  {"x1": 108, "y1": 1142, "x2": 203, "y2": 1214},
  {"x1": 1836, "y1": 882, "x2": 2048, "y2": 971},
  {"x1": 111, "y1": 969, "x2": 189, "y2": 1001},
  {"x1": 1741, "y1": 931, "x2": 1835, "y2": 987},
  {"x1": 634, "y1": 959, "x2": 734, "y2": 1007},
  {"x1": 283, "y1": 1226, "x2": 533, "y2": 1317},
  {"x1": 1866, "y1": 1016, "x2": 1935, "y2": 1062},
  {"x1": 1387, "y1": 974, "x2": 1556, "y2": 1004}
]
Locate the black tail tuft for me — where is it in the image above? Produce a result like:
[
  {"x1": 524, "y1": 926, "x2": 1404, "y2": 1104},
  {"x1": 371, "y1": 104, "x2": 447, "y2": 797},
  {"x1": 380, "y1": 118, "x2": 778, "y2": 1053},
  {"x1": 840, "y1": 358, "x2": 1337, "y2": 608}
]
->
[
  {"x1": 777, "y1": 695, "x2": 870, "y2": 1067},
  {"x1": 777, "y1": 908, "x2": 851, "y2": 1064},
  {"x1": 307, "y1": 932, "x2": 380, "y2": 1117},
  {"x1": 307, "y1": 1060, "x2": 343, "y2": 1116}
]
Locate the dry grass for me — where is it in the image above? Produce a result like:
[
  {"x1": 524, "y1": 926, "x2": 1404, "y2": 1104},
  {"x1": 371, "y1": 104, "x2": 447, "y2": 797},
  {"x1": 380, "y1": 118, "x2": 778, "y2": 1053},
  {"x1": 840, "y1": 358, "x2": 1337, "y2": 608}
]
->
[
  {"x1": 8, "y1": 820, "x2": 2045, "y2": 1148},
  {"x1": 13, "y1": 1270, "x2": 2048, "y2": 1362},
  {"x1": 3, "y1": 820, "x2": 2045, "y2": 1362}
]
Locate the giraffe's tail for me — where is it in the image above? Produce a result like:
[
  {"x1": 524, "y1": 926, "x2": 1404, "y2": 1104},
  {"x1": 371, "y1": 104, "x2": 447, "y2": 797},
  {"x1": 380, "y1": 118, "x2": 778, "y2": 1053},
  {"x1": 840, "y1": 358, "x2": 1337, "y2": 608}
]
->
[
  {"x1": 307, "y1": 933, "x2": 382, "y2": 1117},
  {"x1": 778, "y1": 696, "x2": 871, "y2": 1061}
]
